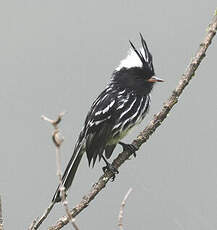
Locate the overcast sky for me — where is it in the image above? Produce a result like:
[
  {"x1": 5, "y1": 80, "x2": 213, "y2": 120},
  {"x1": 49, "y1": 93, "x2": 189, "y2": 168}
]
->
[{"x1": 0, "y1": 1, "x2": 217, "y2": 229}]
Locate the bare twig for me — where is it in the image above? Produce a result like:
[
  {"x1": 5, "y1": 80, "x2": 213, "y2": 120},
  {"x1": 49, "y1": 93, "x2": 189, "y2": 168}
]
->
[
  {"x1": 47, "y1": 11, "x2": 217, "y2": 230},
  {"x1": 69, "y1": 219, "x2": 79, "y2": 230},
  {"x1": 118, "y1": 188, "x2": 133, "y2": 230},
  {"x1": 29, "y1": 113, "x2": 79, "y2": 230},
  {"x1": 43, "y1": 113, "x2": 79, "y2": 230},
  {"x1": 41, "y1": 112, "x2": 65, "y2": 128},
  {"x1": 0, "y1": 195, "x2": 3, "y2": 230}
]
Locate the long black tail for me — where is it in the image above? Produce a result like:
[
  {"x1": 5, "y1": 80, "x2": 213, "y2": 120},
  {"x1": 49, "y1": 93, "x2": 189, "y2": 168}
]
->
[{"x1": 52, "y1": 139, "x2": 85, "y2": 203}]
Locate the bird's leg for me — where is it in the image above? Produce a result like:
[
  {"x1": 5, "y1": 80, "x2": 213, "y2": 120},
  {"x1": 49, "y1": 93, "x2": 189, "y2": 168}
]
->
[
  {"x1": 102, "y1": 155, "x2": 119, "y2": 181},
  {"x1": 119, "y1": 141, "x2": 138, "y2": 157}
]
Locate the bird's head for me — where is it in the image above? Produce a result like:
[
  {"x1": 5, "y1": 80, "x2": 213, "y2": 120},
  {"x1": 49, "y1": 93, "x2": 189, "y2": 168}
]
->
[{"x1": 112, "y1": 34, "x2": 164, "y2": 95}]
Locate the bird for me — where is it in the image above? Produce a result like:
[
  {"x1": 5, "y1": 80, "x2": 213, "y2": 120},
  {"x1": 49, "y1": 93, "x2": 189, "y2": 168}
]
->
[{"x1": 52, "y1": 33, "x2": 164, "y2": 203}]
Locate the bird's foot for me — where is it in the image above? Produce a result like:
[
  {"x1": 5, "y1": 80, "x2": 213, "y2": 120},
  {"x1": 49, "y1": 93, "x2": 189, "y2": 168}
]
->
[
  {"x1": 102, "y1": 163, "x2": 119, "y2": 181},
  {"x1": 119, "y1": 141, "x2": 138, "y2": 157}
]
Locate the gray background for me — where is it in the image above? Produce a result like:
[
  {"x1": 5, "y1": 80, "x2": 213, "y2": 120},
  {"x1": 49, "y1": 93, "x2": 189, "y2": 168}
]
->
[{"x1": 0, "y1": 0, "x2": 217, "y2": 229}]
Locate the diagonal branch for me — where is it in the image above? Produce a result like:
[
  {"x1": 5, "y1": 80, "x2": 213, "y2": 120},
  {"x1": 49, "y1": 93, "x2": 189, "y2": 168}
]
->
[{"x1": 48, "y1": 12, "x2": 217, "y2": 230}]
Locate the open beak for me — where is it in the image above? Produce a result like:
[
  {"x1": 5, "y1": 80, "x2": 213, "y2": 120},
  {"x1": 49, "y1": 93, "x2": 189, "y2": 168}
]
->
[{"x1": 147, "y1": 76, "x2": 164, "y2": 83}]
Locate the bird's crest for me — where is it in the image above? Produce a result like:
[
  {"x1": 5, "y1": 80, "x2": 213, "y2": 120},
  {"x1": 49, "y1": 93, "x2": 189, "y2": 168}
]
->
[{"x1": 116, "y1": 33, "x2": 154, "y2": 74}]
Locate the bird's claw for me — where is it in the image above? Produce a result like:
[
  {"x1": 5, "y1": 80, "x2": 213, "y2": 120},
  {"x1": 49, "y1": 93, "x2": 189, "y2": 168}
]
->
[
  {"x1": 119, "y1": 141, "x2": 138, "y2": 157},
  {"x1": 102, "y1": 163, "x2": 119, "y2": 181}
]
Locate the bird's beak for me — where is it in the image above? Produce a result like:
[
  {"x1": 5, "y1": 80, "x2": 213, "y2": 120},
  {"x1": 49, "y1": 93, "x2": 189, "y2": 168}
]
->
[{"x1": 147, "y1": 76, "x2": 164, "y2": 83}]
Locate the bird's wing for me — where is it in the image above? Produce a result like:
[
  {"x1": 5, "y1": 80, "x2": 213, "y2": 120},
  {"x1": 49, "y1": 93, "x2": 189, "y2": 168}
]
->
[
  {"x1": 84, "y1": 88, "x2": 150, "y2": 166},
  {"x1": 83, "y1": 87, "x2": 118, "y2": 166}
]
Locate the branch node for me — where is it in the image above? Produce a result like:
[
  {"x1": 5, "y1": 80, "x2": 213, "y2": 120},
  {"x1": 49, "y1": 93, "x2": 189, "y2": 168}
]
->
[
  {"x1": 52, "y1": 130, "x2": 64, "y2": 147},
  {"x1": 41, "y1": 111, "x2": 66, "y2": 128},
  {"x1": 200, "y1": 42, "x2": 205, "y2": 47}
]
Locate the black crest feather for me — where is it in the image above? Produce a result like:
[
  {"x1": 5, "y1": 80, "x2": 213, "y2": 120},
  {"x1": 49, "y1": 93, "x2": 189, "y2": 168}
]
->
[{"x1": 129, "y1": 33, "x2": 154, "y2": 74}]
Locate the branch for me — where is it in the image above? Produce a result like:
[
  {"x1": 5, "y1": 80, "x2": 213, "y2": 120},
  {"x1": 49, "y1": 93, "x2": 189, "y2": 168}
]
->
[
  {"x1": 43, "y1": 113, "x2": 79, "y2": 230},
  {"x1": 0, "y1": 195, "x2": 3, "y2": 230},
  {"x1": 118, "y1": 188, "x2": 133, "y2": 230},
  {"x1": 29, "y1": 113, "x2": 79, "y2": 230},
  {"x1": 28, "y1": 202, "x2": 55, "y2": 230},
  {"x1": 48, "y1": 11, "x2": 217, "y2": 230}
]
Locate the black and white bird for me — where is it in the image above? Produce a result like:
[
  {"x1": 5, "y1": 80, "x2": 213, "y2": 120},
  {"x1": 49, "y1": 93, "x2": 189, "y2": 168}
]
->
[{"x1": 52, "y1": 34, "x2": 163, "y2": 202}]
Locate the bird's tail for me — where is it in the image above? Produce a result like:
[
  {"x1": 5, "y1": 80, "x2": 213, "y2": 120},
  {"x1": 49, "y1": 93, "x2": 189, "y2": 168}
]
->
[{"x1": 52, "y1": 138, "x2": 85, "y2": 203}]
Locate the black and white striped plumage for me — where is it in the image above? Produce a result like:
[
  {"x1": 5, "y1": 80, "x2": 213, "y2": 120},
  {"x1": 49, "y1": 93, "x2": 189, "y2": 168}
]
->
[{"x1": 52, "y1": 34, "x2": 163, "y2": 202}]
